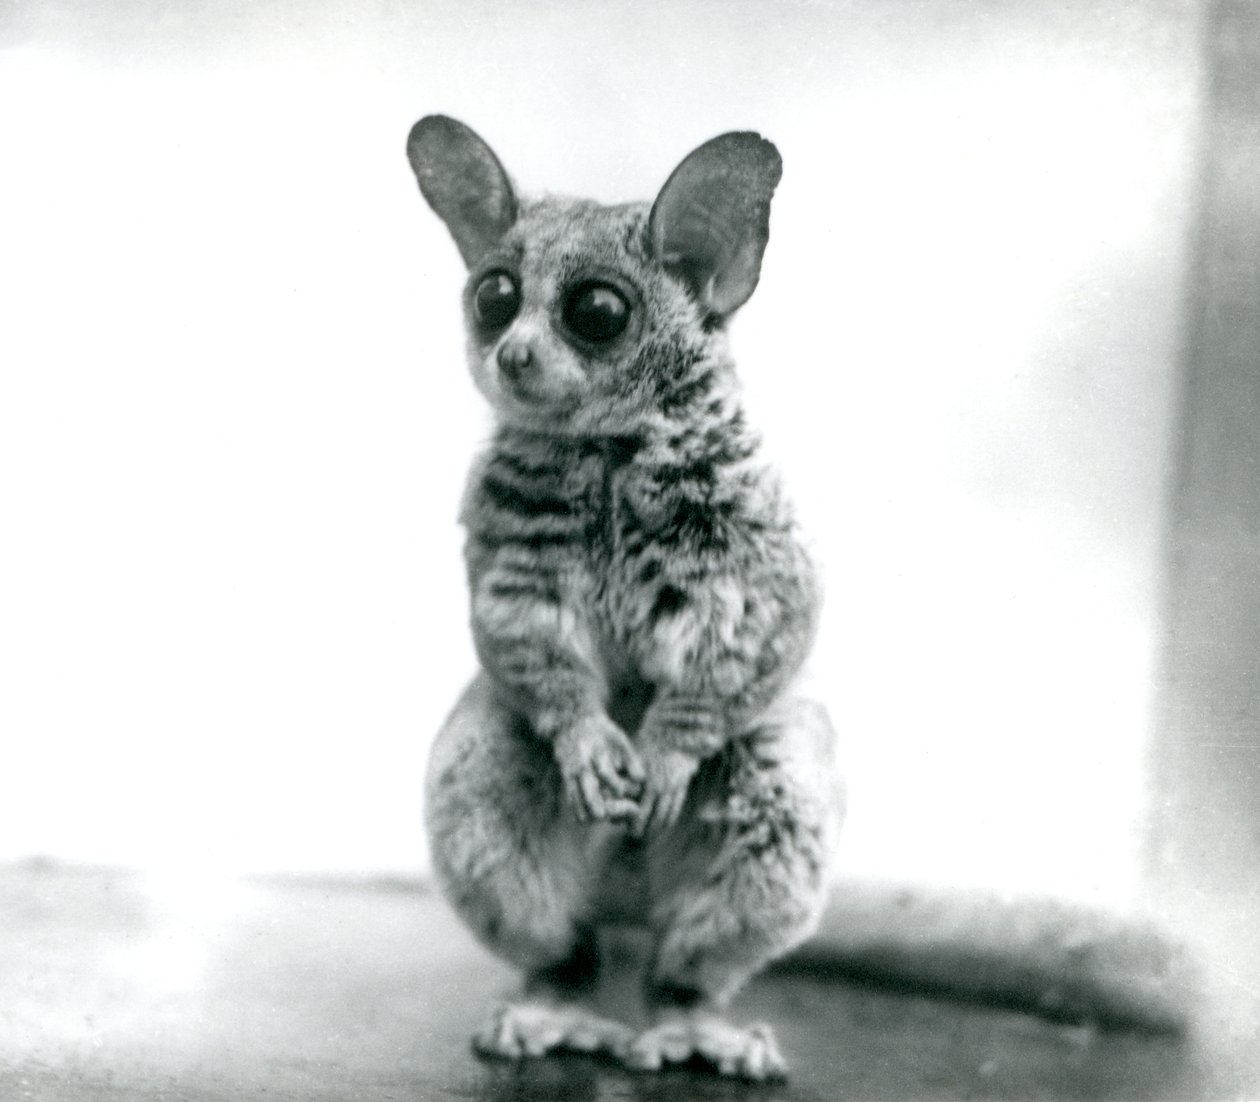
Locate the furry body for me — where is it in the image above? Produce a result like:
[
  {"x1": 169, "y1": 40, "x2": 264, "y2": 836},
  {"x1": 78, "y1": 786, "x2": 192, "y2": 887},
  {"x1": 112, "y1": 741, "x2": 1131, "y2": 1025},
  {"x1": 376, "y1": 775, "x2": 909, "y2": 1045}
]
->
[{"x1": 409, "y1": 117, "x2": 844, "y2": 1078}]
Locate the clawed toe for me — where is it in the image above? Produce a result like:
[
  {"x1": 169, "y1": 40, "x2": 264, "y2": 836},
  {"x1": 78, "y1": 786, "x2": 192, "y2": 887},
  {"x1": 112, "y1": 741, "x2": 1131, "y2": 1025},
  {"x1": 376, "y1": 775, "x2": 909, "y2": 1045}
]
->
[
  {"x1": 473, "y1": 1001, "x2": 787, "y2": 1080},
  {"x1": 473, "y1": 1002, "x2": 529, "y2": 1058},
  {"x1": 627, "y1": 1016, "x2": 787, "y2": 1080},
  {"x1": 473, "y1": 1000, "x2": 634, "y2": 1062},
  {"x1": 730, "y1": 1023, "x2": 785, "y2": 1079}
]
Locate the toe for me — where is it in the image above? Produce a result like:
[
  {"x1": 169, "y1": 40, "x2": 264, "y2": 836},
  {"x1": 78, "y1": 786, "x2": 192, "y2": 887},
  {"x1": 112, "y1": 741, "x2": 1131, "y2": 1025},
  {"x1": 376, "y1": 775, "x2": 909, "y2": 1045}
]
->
[
  {"x1": 743, "y1": 1024, "x2": 787, "y2": 1081},
  {"x1": 472, "y1": 1005, "x2": 519, "y2": 1058},
  {"x1": 660, "y1": 1031, "x2": 693, "y2": 1063},
  {"x1": 626, "y1": 1040, "x2": 664, "y2": 1071}
]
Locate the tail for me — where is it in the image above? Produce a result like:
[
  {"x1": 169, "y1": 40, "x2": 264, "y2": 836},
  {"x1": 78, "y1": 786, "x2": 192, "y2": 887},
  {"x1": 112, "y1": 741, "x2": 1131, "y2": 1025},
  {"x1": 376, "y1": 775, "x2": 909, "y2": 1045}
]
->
[{"x1": 776, "y1": 877, "x2": 1195, "y2": 1033}]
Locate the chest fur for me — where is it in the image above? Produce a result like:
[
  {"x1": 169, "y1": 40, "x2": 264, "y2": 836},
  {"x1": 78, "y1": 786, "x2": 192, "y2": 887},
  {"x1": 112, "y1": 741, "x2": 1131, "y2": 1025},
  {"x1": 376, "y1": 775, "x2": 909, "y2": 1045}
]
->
[{"x1": 462, "y1": 428, "x2": 810, "y2": 709}]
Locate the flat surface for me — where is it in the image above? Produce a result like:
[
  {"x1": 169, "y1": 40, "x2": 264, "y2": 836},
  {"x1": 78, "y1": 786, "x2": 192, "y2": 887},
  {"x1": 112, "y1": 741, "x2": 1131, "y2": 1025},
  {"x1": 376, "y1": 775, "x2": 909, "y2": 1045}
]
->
[{"x1": 2, "y1": 863, "x2": 1256, "y2": 1102}]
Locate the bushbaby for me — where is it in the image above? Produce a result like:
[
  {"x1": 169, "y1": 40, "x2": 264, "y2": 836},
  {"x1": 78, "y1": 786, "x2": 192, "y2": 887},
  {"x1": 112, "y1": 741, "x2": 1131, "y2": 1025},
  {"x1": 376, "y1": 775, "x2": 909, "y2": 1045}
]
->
[{"x1": 406, "y1": 115, "x2": 843, "y2": 1080}]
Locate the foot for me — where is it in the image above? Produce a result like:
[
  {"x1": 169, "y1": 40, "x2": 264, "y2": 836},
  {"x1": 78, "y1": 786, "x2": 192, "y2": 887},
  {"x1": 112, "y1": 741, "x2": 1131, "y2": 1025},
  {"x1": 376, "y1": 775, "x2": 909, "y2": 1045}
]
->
[
  {"x1": 473, "y1": 999, "x2": 636, "y2": 1061},
  {"x1": 626, "y1": 1011, "x2": 787, "y2": 1080}
]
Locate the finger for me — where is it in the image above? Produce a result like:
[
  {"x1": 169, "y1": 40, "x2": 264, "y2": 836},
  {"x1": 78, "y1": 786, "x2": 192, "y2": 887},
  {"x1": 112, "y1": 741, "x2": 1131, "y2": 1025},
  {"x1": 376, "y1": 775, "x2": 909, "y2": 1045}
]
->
[
  {"x1": 564, "y1": 771, "x2": 589, "y2": 820},
  {"x1": 592, "y1": 753, "x2": 632, "y2": 796},
  {"x1": 561, "y1": 773, "x2": 587, "y2": 821},
  {"x1": 599, "y1": 750, "x2": 641, "y2": 788},
  {"x1": 617, "y1": 759, "x2": 645, "y2": 797},
  {"x1": 649, "y1": 787, "x2": 671, "y2": 834},
  {"x1": 645, "y1": 790, "x2": 675, "y2": 836},
  {"x1": 653, "y1": 793, "x2": 673, "y2": 832},
  {"x1": 579, "y1": 770, "x2": 604, "y2": 819},
  {"x1": 607, "y1": 766, "x2": 644, "y2": 802},
  {"x1": 619, "y1": 747, "x2": 646, "y2": 784},
  {"x1": 602, "y1": 797, "x2": 639, "y2": 824},
  {"x1": 630, "y1": 790, "x2": 655, "y2": 837},
  {"x1": 650, "y1": 785, "x2": 684, "y2": 833},
  {"x1": 662, "y1": 785, "x2": 688, "y2": 829},
  {"x1": 599, "y1": 745, "x2": 646, "y2": 795}
]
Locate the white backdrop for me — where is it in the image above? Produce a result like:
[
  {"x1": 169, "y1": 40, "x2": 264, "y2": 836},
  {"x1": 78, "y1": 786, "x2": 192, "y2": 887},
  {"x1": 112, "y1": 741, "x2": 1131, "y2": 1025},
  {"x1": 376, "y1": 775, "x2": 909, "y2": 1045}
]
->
[{"x1": 0, "y1": 0, "x2": 1201, "y2": 904}]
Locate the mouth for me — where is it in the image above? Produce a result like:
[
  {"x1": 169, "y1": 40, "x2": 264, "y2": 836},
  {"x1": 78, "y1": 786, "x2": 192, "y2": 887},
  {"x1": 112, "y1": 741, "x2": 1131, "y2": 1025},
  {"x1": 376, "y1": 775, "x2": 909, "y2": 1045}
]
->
[
  {"x1": 498, "y1": 366, "x2": 581, "y2": 411},
  {"x1": 494, "y1": 379, "x2": 581, "y2": 423},
  {"x1": 501, "y1": 376, "x2": 547, "y2": 404}
]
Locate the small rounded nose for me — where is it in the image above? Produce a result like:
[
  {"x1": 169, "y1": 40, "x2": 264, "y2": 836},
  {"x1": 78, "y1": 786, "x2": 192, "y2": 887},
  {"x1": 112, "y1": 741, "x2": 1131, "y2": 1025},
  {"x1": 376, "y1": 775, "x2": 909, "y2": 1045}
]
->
[{"x1": 496, "y1": 340, "x2": 533, "y2": 382}]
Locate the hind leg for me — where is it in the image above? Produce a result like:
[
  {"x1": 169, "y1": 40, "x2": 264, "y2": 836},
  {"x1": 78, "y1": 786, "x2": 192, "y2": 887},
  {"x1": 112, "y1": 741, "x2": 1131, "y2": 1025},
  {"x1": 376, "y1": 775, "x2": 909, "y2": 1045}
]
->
[
  {"x1": 628, "y1": 696, "x2": 843, "y2": 1079},
  {"x1": 426, "y1": 674, "x2": 634, "y2": 1060}
]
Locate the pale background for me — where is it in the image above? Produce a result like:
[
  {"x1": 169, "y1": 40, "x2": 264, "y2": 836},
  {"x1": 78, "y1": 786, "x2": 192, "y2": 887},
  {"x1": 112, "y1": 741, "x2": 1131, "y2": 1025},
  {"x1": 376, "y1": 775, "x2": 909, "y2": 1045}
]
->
[{"x1": 0, "y1": 1, "x2": 1202, "y2": 906}]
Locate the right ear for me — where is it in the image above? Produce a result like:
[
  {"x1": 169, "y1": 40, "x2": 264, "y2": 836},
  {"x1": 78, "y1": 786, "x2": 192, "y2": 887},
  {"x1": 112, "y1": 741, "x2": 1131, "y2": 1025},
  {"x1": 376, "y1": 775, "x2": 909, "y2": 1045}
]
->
[
  {"x1": 406, "y1": 115, "x2": 517, "y2": 268},
  {"x1": 648, "y1": 131, "x2": 782, "y2": 317}
]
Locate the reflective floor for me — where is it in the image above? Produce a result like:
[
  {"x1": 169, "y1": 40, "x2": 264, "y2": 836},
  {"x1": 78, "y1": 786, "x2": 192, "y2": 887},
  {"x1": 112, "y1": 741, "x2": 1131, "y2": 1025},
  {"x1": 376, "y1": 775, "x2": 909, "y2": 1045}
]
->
[{"x1": 3, "y1": 862, "x2": 1255, "y2": 1101}]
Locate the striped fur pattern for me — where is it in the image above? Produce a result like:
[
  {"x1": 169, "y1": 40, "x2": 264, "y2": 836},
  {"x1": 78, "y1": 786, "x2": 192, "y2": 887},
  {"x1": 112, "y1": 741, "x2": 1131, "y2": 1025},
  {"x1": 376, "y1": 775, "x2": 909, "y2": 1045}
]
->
[
  {"x1": 461, "y1": 196, "x2": 819, "y2": 759},
  {"x1": 408, "y1": 116, "x2": 842, "y2": 1079}
]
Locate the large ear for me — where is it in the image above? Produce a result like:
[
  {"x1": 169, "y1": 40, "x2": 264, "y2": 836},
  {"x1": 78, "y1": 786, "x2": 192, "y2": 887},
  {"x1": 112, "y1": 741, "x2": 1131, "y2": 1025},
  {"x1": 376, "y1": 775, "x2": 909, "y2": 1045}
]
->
[
  {"x1": 648, "y1": 132, "x2": 782, "y2": 317},
  {"x1": 406, "y1": 115, "x2": 517, "y2": 267}
]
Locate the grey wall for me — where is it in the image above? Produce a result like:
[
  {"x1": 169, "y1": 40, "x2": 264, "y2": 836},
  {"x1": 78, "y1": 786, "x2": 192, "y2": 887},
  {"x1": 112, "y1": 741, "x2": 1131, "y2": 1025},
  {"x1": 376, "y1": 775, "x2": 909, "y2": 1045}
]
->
[{"x1": 1150, "y1": 0, "x2": 1260, "y2": 940}]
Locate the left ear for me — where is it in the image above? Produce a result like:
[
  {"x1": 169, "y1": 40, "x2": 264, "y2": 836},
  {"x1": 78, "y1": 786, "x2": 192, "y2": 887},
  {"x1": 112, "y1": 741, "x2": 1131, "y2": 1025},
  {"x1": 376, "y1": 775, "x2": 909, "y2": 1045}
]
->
[
  {"x1": 648, "y1": 132, "x2": 782, "y2": 317},
  {"x1": 406, "y1": 115, "x2": 517, "y2": 267}
]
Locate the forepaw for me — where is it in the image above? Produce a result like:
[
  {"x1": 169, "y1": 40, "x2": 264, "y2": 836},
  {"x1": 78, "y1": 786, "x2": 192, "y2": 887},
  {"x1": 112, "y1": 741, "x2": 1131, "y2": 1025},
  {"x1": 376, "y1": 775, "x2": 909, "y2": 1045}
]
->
[
  {"x1": 473, "y1": 999, "x2": 635, "y2": 1061},
  {"x1": 626, "y1": 1014, "x2": 787, "y2": 1080},
  {"x1": 554, "y1": 716, "x2": 644, "y2": 823},
  {"x1": 630, "y1": 748, "x2": 699, "y2": 836}
]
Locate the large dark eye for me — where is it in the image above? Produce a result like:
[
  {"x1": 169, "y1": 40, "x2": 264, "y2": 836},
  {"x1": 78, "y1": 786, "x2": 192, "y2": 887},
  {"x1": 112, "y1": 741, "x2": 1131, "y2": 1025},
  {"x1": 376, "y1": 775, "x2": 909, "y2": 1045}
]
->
[
  {"x1": 473, "y1": 271, "x2": 520, "y2": 331},
  {"x1": 562, "y1": 283, "x2": 630, "y2": 344}
]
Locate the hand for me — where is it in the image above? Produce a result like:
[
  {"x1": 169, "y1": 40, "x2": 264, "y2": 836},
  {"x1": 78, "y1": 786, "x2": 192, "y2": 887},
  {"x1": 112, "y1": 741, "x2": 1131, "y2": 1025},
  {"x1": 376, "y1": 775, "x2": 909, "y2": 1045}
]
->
[
  {"x1": 631, "y1": 747, "x2": 699, "y2": 836},
  {"x1": 553, "y1": 715, "x2": 645, "y2": 824}
]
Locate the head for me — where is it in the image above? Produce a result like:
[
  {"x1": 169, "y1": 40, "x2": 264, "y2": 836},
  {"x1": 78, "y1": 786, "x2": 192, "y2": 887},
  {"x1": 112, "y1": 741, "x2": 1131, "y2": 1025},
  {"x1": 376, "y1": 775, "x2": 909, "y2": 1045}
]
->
[{"x1": 406, "y1": 115, "x2": 781, "y2": 436}]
